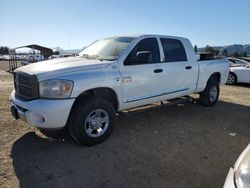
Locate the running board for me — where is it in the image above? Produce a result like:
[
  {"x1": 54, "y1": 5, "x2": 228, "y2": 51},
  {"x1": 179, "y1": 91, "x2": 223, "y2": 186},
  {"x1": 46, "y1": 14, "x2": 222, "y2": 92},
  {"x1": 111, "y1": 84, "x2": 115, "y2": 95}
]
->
[{"x1": 118, "y1": 96, "x2": 196, "y2": 117}]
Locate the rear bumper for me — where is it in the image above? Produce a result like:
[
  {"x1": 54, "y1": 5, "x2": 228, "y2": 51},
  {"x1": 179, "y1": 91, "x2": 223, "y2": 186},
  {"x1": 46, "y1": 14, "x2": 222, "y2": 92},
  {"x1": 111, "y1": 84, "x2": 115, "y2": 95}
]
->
[{"x1": 10, "y1": 90, "x2": 75, "y2": 129}]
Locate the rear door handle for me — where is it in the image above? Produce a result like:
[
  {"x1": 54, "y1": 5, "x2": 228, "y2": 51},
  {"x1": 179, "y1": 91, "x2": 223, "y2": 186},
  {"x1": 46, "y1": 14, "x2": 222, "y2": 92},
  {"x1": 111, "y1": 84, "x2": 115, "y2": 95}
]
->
[
  {"x1": 185, "y1": 66, "x2": 192, "y2": 70},
  {"x1": 154, "y1": 69, "x2": 163, "y2": 73}
]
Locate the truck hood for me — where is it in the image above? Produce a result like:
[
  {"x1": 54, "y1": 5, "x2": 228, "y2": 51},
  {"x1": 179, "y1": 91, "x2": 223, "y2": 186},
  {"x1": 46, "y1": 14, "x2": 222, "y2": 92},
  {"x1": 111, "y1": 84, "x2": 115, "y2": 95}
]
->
[{"x1": 15, "y1": 57, "x2": 112, "y2": 76}]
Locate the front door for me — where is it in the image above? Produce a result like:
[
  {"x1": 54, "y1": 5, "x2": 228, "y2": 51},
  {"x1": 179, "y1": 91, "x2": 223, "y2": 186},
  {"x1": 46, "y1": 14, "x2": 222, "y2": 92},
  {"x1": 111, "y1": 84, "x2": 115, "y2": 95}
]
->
[{"x1": 119, "y1": 38, "x2": 161, "y2": 109}]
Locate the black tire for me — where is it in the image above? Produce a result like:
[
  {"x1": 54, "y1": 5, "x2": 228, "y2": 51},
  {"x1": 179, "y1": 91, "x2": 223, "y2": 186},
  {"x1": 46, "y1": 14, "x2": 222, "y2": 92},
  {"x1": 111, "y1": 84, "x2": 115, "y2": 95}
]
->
[
  {"x1": 67, "y1": 97, "x2": 115, "y2": 146},
  {"x1": 226, "y1": 72, "x2": 237, "y2": 85},
  {"x1": 199, "y1": 79, "x2": 220, "y2": 106},
  {"x1": 39, "y1": 128, "x2": 67, "y2": 140}
]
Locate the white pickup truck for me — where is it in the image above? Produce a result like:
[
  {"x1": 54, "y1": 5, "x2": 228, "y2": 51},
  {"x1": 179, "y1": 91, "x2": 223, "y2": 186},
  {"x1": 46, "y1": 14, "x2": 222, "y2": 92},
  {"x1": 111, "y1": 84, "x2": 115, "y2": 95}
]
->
[{"x1": 10, "y1": 35, "x2": 229, "y2": 145}]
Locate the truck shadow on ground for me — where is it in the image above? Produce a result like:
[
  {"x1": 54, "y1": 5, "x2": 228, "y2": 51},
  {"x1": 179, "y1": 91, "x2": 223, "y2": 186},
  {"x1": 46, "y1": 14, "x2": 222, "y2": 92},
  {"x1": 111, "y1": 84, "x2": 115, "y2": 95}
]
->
[
  {"x1": 236, "y1": 83, "x2": 250, "y2": 88},
  {"x1": 11, "y1": 101, "x2": 250, "y2": 188}
]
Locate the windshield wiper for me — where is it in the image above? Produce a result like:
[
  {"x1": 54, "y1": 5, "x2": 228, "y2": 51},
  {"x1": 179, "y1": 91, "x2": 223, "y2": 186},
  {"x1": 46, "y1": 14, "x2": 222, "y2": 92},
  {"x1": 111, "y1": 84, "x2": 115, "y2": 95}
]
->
[
  {"x1": 92, "y1": 55, "x2": 116, "y2": 61},
  {"x1": 79, "y1": 54, "x2": 115, "y2": 61},
  {"x1": 91, "y1": 55, "x2": 104, "y2": 61},
  {"x1": 80, "y1": 54, "x2": 104, "y2": 61},
  {"x1": 80, "y1": 54, "x2": 89, "y2": 58}
]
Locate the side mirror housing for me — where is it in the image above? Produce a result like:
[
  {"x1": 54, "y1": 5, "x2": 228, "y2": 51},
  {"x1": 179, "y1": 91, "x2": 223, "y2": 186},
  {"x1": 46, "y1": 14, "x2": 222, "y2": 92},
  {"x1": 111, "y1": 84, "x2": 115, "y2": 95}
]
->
[{"x1": 136, "y1": 51, "x2": 152, "y2": 63}]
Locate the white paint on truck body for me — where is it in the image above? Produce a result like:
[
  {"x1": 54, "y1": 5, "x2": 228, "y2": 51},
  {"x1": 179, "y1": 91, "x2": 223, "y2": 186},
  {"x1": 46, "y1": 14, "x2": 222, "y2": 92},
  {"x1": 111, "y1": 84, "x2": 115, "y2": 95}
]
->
[{"x1": 10, "y1": 34, "x2": 229, "y2": 129}]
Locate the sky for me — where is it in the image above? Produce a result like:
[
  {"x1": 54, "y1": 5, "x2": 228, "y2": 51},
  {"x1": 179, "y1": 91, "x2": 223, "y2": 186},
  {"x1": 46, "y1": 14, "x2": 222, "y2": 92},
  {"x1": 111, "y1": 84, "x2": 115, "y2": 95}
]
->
[{"x1": 0, "y1": 0, "x2": 250, "y2": 49}]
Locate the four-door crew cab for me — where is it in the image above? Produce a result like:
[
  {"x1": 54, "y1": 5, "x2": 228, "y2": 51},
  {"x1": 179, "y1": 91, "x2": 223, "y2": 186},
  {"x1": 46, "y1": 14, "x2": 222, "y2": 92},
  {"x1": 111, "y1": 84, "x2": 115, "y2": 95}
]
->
[{"x1": 10, "y1": 35, "x2": 229, "y2": 145}]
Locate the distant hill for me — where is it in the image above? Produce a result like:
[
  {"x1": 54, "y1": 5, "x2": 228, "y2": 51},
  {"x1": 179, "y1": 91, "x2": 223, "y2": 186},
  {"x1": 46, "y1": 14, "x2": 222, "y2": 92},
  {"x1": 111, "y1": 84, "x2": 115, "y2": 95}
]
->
[{"x1": 199, "y1": 44, "x2": 250, "y2": 56}]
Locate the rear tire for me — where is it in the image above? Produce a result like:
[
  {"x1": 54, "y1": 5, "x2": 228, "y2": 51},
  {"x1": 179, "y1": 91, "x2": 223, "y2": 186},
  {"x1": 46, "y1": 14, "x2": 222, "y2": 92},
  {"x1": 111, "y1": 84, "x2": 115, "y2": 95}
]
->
[
  {"x1": 67, "y1": 97, "x2": 115, "y2": 146},
  {"x1": 199, "y1": 79, "x2": 220, "y2": 106},
  {"x1": 226, "y1": 72, "x2": 237, "y2": 85}
]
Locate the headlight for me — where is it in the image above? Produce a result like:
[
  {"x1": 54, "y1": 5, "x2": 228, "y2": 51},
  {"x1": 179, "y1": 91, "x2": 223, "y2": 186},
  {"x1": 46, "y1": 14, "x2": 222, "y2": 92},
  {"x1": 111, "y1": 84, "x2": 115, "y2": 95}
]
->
[
  {"x1": 39, "y1": 80, "x2": 73, "y2": 99},
  {"x1": 235, "y1": 145, "x2": 250, "y2": 188}
]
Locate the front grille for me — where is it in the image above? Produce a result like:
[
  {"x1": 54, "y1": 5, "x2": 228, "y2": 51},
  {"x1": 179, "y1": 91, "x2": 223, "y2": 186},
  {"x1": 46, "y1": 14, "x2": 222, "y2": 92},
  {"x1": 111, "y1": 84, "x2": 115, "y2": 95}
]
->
[
  {"x1": 14, "y1": 72, "x2": 39, "y2": 100},
  {"x1": 19, "y1": 85, "x2": 32, "y2": 97},
  {"x1": 19, "y1": 75, "x2": 32, "y2": 85}
]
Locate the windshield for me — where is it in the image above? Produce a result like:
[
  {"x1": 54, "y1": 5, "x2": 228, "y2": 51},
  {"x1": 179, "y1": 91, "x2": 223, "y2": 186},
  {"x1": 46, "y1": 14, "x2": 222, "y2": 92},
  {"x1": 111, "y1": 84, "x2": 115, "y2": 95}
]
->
[{"x1": 78, "y1": 37, "x2": 136, "y2": 61}]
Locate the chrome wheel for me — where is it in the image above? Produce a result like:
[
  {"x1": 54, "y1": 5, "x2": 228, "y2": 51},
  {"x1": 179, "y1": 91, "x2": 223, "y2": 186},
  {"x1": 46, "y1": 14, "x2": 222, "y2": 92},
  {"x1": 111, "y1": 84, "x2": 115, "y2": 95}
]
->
[
  {"x1": 84, "y1": 109, "x2": 110, "y2": 138},
  {"x1": 227, "y1": 74, "x2": 236, "y2": 85},
  {"x1": 209, "y1": 86, "x2": 218, "y2": 102}
]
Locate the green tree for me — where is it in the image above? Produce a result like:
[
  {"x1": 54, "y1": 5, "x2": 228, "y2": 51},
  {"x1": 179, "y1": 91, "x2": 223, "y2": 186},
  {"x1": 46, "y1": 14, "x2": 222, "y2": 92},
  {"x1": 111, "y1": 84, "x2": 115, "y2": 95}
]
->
[
  {"x1": 0, "y1": 46, "x2": 9, "y2": 55},
  {"x1": 222, "y1": 49, "x2": 228, "y2": 57},
  {"x1": 214, "y1": 49, "x2": 220, "y2": 56},
  {"x1": 204, "y1": 45, "x2": 219, "y2": 56},
  {"x1": 204, "y1": 45, "x2": 215, "y2": 53},
  {"x1": 194, "y1": 45, "x2": 198, "y2": 53},
  {"x1": 232, "y1": 52, "x2": 240, "y2": 58}
]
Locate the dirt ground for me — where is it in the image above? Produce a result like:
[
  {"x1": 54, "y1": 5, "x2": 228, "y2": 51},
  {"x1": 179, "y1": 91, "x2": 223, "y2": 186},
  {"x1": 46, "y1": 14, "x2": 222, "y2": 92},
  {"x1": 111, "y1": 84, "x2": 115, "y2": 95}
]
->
[{"x1": 0, "y1": 61, "x2": 250, "y2": 188}]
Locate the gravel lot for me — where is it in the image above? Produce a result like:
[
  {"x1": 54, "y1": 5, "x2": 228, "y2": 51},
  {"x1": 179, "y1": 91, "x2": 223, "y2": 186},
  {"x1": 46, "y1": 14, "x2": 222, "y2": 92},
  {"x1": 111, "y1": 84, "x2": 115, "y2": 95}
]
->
[{"x1": 0, "y1": 61, "x2": 250, "y2": 188}]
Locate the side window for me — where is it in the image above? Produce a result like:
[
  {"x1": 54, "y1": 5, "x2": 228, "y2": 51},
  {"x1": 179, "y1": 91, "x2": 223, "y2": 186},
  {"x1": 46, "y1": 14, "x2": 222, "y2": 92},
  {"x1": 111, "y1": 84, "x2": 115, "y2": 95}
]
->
[
  {"x1": 124, "y1": 38, "x2": 160, "y2": 66},
  {"x1": 160, "y1": 38, "x2": 187, "y2": 62}
]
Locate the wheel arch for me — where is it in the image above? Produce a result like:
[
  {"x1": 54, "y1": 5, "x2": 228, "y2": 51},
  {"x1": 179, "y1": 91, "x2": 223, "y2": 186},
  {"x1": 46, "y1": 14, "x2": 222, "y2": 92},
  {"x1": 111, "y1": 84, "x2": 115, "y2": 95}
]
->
[
  {"x1": 198, "y1": 72, "x2": 221, "y2": 94},
  {"x1": 72, "y1": 87, "x2": 119, "y2": 112},
  {"x1": 229, "y1": 71, "x2": 238, "y2": 80},
  {"x1": 208, "y1": 72, "x2": 221, "y2": 84}
]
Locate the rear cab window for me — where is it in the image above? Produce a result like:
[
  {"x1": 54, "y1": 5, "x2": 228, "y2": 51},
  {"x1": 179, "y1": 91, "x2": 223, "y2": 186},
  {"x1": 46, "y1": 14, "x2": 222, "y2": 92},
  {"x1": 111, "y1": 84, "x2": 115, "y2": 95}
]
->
[{"x1": 160, "y1": 38, "x2": 187, "y2": 62}]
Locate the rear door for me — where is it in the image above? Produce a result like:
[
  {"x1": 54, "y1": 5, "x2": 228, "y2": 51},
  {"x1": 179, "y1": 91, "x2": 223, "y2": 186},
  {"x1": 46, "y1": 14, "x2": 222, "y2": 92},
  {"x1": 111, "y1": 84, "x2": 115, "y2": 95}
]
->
[
  {"x1": 119, "y1": 38, "x2": 161, "y2": 109},
  {"x1": 155, "y1": 38, "x2": 198, "y2": 99}
]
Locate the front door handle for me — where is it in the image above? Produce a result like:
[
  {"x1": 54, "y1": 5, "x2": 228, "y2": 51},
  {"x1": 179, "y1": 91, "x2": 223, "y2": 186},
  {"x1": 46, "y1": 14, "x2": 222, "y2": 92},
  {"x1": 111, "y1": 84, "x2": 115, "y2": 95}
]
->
[
  {"x1": 185, "y1": 66, "x2": 192, "y2": 70},
  {"x1": 154, "y1": 69, "x2": 163, "y2": 73}
]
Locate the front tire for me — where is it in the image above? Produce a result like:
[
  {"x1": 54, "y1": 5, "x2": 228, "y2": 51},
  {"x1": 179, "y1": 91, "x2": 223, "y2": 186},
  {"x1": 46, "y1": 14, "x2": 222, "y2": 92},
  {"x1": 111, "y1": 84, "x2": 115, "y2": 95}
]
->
[
  {"x1": 226, "y1": 72, "x2": 237, "y2": 85},
  {"x1": 67, "y1": 97, "x2": 115, "y2": 146},
  {"x1": 199, "y1": 79, "x2": 220, "y2": 106}
]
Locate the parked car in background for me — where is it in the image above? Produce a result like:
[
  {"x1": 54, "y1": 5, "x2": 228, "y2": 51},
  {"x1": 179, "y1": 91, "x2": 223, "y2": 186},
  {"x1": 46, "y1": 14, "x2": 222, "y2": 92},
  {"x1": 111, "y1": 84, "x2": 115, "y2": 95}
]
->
[
  {"x1": 228, "y1": 58, "x2": 250, "y2": 66},
  {"x1": 227, "y1": 58, "x2": 250, "y2": 85},
  {"x1": 10, "y1": 34, "x2": 229, "y2": 145},
  {"x1": 20, "y1": 61, "x2": 29, "y2": 66},
  {"x1": 224, "y1": 144, "x2": 250, "y2": 188},
  {"x1": 239, "y1": 57, "x2": 250, "y2": 63},
  {"x1": 2, "y1": 55, "x2": 11, "y2": 60},
  {"x1": 20, "y1": 54, "x2": 44, "y2": 65}
]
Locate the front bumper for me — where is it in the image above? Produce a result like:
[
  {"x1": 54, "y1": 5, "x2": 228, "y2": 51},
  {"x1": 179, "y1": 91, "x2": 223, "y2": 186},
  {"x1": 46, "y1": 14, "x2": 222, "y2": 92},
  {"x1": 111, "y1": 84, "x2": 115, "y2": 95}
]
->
[
  {"x1": 10, "y1": 90, "x2": 75, "y2": 129},
  {"x1": 224, "y1": 168, "x2": 235, "y2": 188}
]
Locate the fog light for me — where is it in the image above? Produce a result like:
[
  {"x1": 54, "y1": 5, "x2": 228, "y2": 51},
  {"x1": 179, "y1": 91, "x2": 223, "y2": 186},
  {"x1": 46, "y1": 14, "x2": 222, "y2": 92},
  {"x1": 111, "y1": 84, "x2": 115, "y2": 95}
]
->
[{"x1": 26, "y1": 112, "x2": 45, "y2": 125}]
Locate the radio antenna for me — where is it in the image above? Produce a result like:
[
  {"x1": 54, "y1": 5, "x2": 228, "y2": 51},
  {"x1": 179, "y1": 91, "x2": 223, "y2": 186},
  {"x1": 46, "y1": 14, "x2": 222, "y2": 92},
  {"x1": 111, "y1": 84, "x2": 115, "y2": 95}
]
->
[{"x1": 67, "y1": 31, "x2": 72, "y2": 50}]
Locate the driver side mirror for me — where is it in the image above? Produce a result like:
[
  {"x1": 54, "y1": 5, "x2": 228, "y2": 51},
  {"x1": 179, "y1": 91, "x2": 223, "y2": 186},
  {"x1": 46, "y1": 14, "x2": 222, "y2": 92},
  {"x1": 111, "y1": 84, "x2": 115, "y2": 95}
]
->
[
  {"x1": 125, "y1": 51, "x2": 153, "y2": 66},
  {"x1": 136, "y1": 51, "x2": 152, "y2": 63}
]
